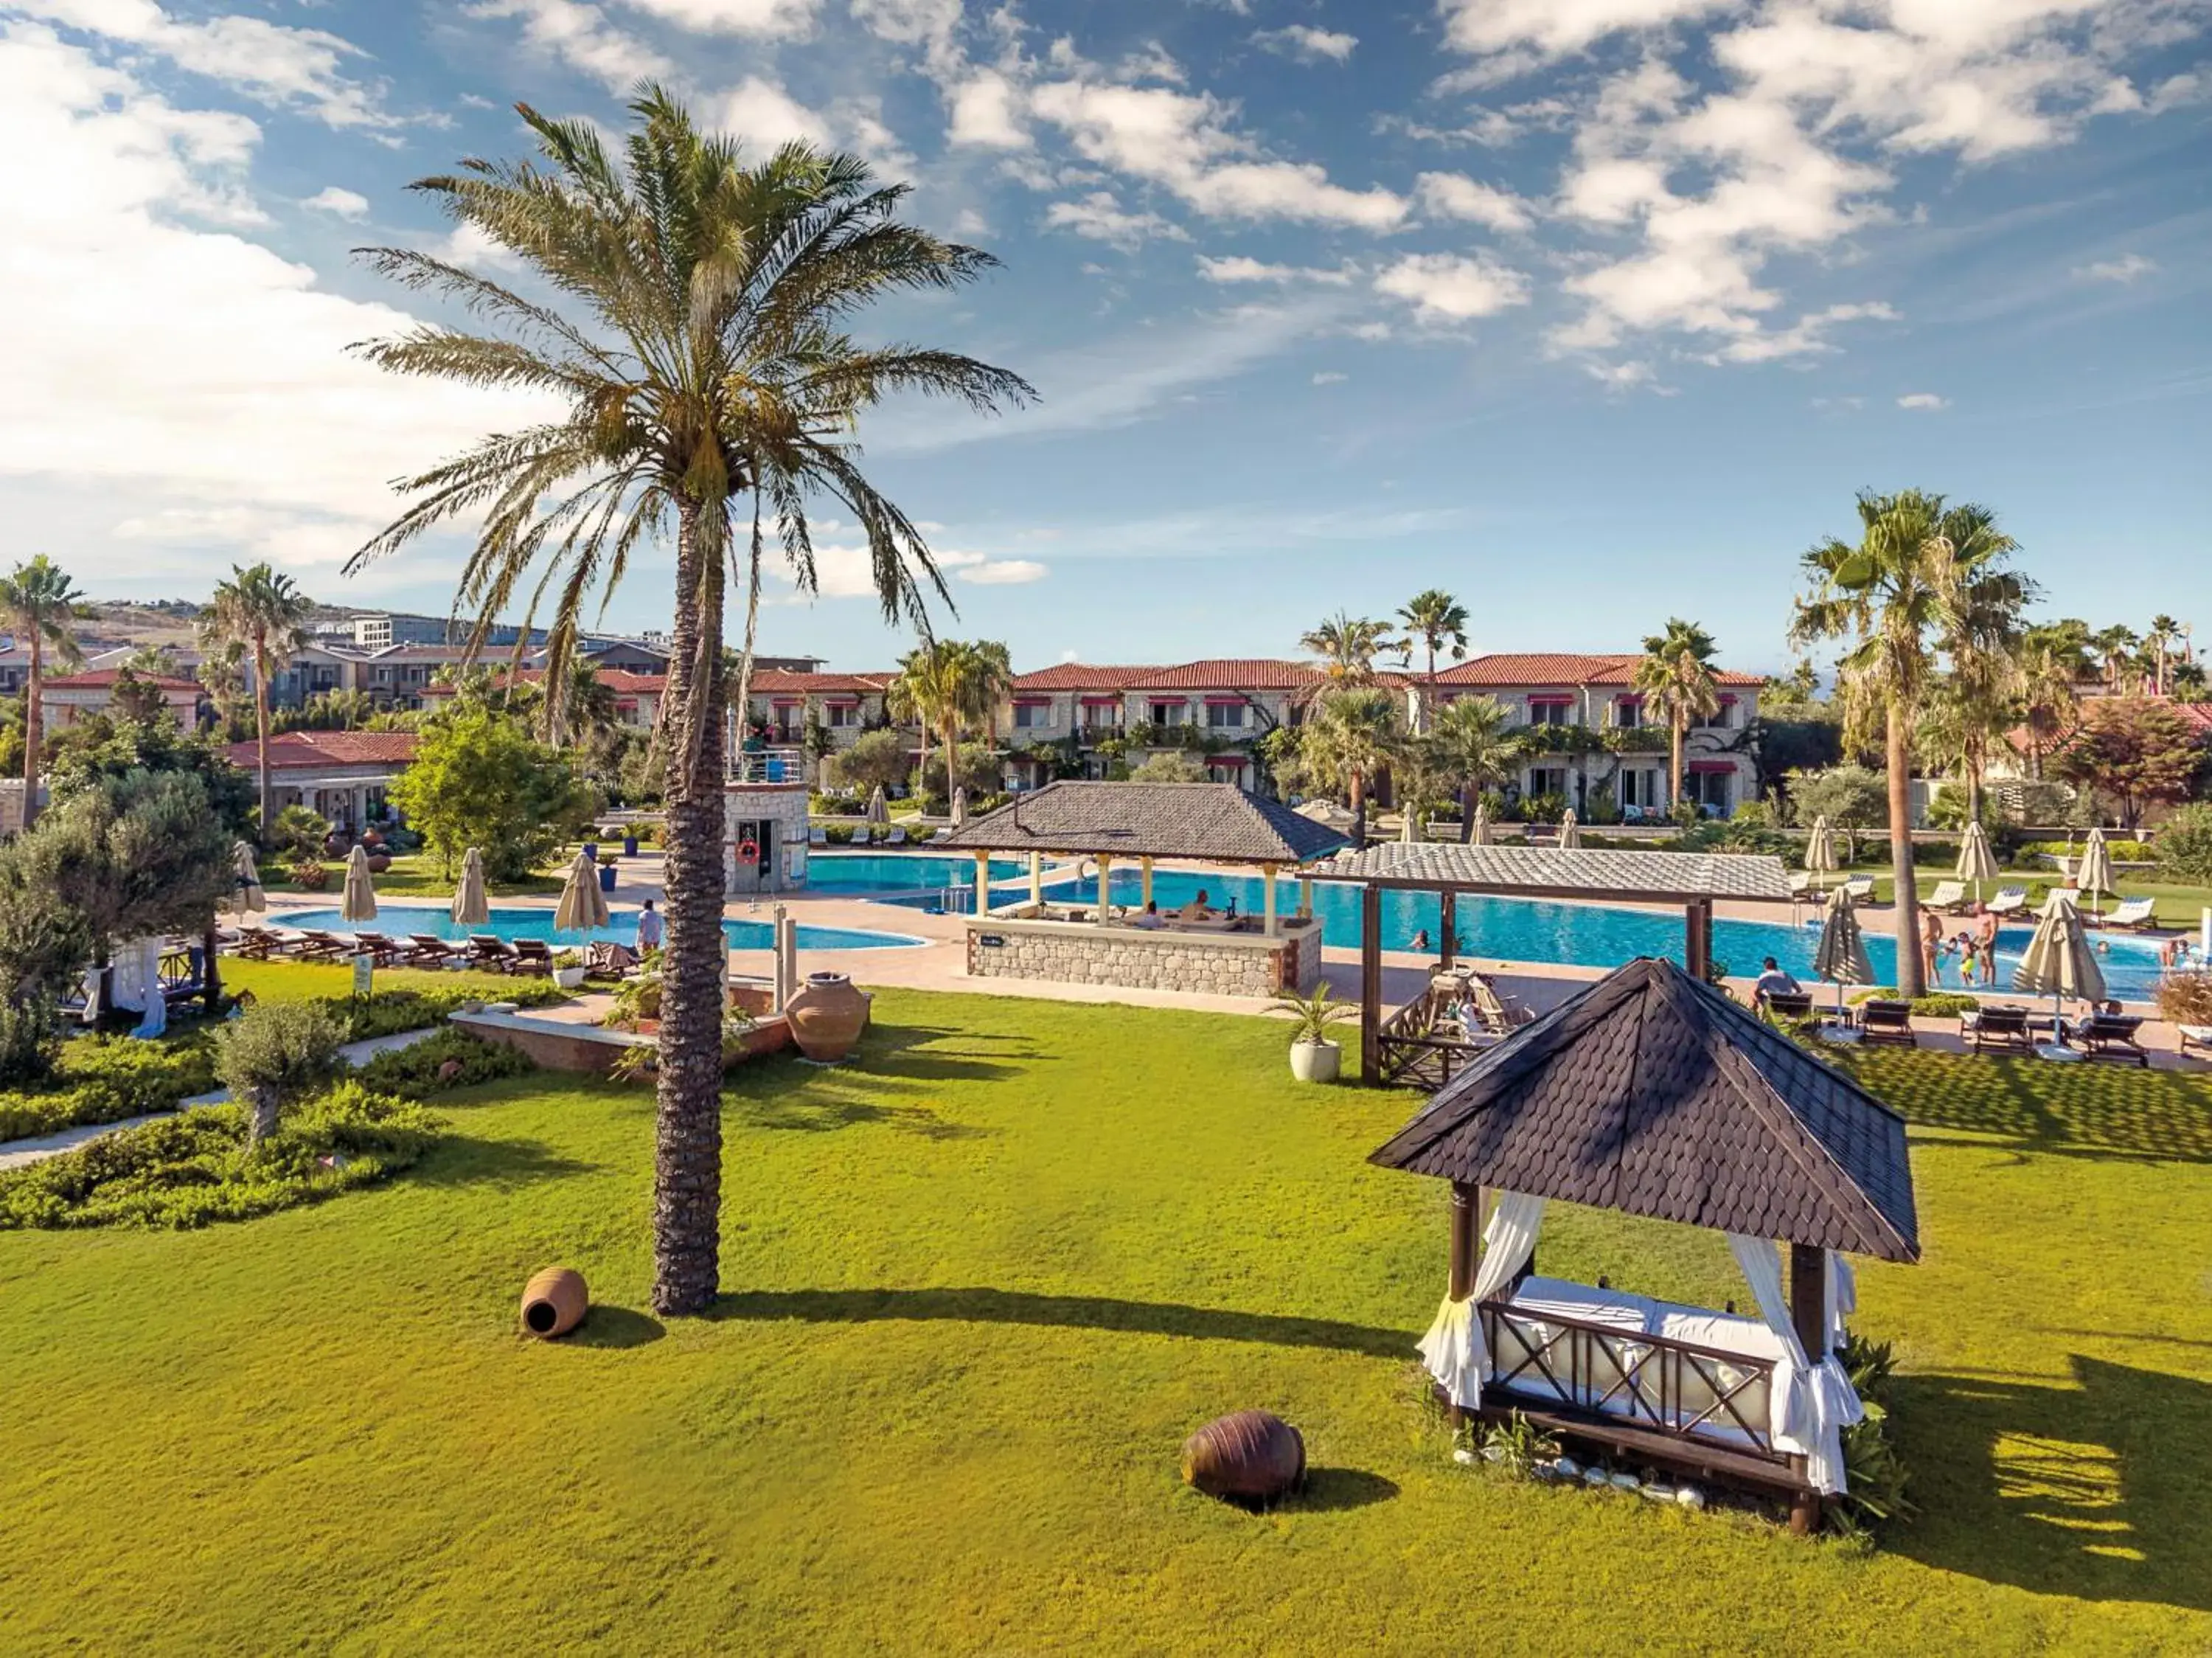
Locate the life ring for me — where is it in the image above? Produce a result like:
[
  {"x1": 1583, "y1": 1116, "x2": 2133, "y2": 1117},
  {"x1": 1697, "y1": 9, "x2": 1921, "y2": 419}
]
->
[{"x1": 737, "y1": 839, "x2": 761, "y2": 864}]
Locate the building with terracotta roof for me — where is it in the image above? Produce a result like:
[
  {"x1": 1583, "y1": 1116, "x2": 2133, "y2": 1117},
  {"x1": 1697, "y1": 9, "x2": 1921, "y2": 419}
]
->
[
  {"x1": 40, "y1": 669, "x2": 203, "y2": 731},
  {"x1": 222, "y1": 731, "x2": 420, "y2": 831},
  {"x1": 742, "y1": 669, "x2": 897, "y2": 751},
  {"x1": 998, "y1": 659, "x2": 1326, "y2": 788}
]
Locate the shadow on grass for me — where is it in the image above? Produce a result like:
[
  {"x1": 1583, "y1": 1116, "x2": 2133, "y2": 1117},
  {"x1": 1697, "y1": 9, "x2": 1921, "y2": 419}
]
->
[
  {"x1": 1847, "y1": 1050, "x2": 2212, "y2": 1164},
  {"x1": 726, "y1": 1093, "x2": 995, "y2": 1139},
  {"x1": 566, "y1": 1305, "x2": 666, "y2": 1348},
  {"x1": 859, "y1": 1022, "x2": 1048, "y2": 1083},
  {"x1": 407, "y1": 1136, "x2": 597, "y2": 1192},
  {"x1": 1885, "y1": 1354, "x2": 2212, "y2": 1612},
  {"x1": 1288, "y1": 1468, "x2": 1400, "y2": 1512},
  {"x1": 709, "y1": 1286, "x2": 1414, "y2": 1359}
]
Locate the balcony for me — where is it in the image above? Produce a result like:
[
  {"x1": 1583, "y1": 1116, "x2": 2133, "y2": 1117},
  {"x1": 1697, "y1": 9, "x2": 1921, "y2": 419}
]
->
[{"x1": 730, "y1": 747, "x2": 807, "y2": 784}]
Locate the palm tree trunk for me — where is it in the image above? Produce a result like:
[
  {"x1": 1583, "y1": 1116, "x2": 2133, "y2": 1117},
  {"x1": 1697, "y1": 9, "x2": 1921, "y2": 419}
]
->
[
  {"x1": 1459, "y1": 782, "x2": 1475, "y2": 844},
  {"x1": 21, "y1": 634, "x2": 43, "y2": 828},
  {"x1": 1350, "y1": 769, "x2": 1367, "y2": 845},
  {"x1": 253, "y1": 640, "x2": 274, "y2": 845},
  {"x1": 1887, "y1": 704, "x2": 1924, "y2": 999},
  {"x1": 942, "y1": 715, "x2": 958, "y2": 805},
  {"x1": 652, "y1": 496, "x2": 728, "y2": 1318},
  {"x1": 1671, "y1": 712, "x2": 1686, "y2": 809}
]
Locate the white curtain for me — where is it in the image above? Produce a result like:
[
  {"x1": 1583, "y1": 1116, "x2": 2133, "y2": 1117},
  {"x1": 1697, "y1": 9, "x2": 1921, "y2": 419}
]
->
[
  {"x1": 1417, "y1": 1190, "x2": 1547, "y2": 1408},
  {"x1": 1826, "y1": 1252, "x2": 1857, "y2": 1351},
  {"x1": 1726, "y1": 1234, "x2": 1863, "y2": 1495}
]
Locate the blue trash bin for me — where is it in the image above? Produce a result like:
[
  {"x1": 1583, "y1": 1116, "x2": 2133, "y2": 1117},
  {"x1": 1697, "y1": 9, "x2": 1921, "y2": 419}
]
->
[{"x1": 598, "y1": 864, "x2": 616, "y2": 892}]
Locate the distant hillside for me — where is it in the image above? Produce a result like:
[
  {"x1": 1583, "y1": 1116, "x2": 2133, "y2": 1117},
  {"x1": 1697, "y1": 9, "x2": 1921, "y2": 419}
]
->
[{"x1": 69, "y1": 596, "x2": 363, "y2": 651}]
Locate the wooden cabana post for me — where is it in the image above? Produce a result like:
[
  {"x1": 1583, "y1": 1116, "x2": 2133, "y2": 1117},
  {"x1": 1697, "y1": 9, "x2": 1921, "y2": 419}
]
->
[
  {"x1": 1446, "y1": 1180, "x2": 1482, "y2": 1428},
  {"x1": 1789, "y1": 1243, "x2": 1829, "y2": 1536},
  {"x1": 1439, "y1": 892, "x2": 1457, "y2": 970}
]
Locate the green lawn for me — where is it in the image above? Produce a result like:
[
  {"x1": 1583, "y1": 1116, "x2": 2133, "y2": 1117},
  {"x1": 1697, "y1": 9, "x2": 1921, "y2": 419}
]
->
[
  {"x1": 218, "y1": 957, "x2": 536, "y2": 1005},
  {"x1": 2, "y1": 993, "x2": 2208, "y2": 1653},
  {"x1": 1842, "y1": 864, "x2": 2212, "y2": 926},
  {"x1": 261, "y1": 850, "x2": 564, "y2": 898}
]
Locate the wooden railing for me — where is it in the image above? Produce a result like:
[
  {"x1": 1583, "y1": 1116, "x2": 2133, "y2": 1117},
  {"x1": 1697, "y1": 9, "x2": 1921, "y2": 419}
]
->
[
  {"x1": 1481, "y1": 1300, "x2": 1781, "y2": 1460},
  {"x1": 1377, "y1": 982, "x2": 1484, "y2": 1089}
]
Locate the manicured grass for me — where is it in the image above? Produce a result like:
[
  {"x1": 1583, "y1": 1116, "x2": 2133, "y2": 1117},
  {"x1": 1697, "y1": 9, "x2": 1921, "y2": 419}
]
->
[
  {"x1": 1846, "y1": 865, "x2": 2211, "y2": 926},
  {"x1": 262, "y1": 850, "x2": 563, "y2": 898},
  {"x1": 219, "y1": 957, "x2": 534, "y2": 1006},
  {"x1": 1, "y1": 994, "x2": 2208, "y2": 1652}
]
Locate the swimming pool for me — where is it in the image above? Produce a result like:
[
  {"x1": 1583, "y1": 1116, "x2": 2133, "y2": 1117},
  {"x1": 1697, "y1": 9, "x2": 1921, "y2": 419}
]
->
[
  {"x1": 1022, "y1": 867, "x2": 2168, "y2": 1000},
  {"x1": 805, "y1": 852, "x2": 1032, "y2": 895},
  {"x1": 282, "y1": 904, "x2": 924, "y2": 952}
]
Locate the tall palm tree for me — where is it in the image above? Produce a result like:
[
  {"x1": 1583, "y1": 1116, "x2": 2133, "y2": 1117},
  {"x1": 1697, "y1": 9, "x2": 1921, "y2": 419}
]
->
[
  {"x1": 1425, "y1": 693, "x2": 1520, "y2": 842},
  {"x1": 1791, "y1": 490, "x2": 2022, "y2": 999},
  {"x1": 1301, "y1": 612, "x2": 1398, "y2": 684},
  {"x1": 1630, "y1": 618, "x2": 1719, "y2": 811},
  {"x1": 1397, "y1": 589, "x2": 1468, "y2": 730},
  {"x1": 1932, "y1": 538, "x2": 2034, "y2": 823},
  {"x1": 2145, "y1": 614, "x2": 2183, "y2": 696},
  {"x1": 201, "y1": 562, "x2": 314, "y2": 842},
  {"x1": 0, "y1": 555, "x2": 85, "y2": 827},
  {"x1": 346, "y1": 89, "x2": 1031, "y2": 1317},
  {"x1": 2017, "y1": 622, "x2": 2091, "y2": 780},
  {"x1": 2091, "y1": 624, "x2": 2140, "y2": 691},
  {"x1": 914, "y1": 639, "x2": 1011, "y2": 799},
  {"x1": 887, "y1": 645, "x2": 938, "y2": 794},
  {"x1": 1295, "y1": 684, "x2": 1401, "y2": 843}
]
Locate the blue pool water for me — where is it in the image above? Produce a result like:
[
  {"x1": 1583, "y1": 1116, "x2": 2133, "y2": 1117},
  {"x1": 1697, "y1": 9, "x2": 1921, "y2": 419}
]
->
[
  {"x1": 805, "y1": 853, "x2": 1031, "y2": 895},
  {"x1": 283, "y1": 904, "x2": 923, "y2": 952},
  {"x1": 1018, "y1": 867, "x2": 2168, "y2": 1000}
]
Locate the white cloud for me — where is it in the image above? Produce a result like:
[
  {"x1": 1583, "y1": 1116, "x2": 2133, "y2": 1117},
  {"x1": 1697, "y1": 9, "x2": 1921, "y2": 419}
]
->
[
  {"x1": 1583, "y1": 359, "x2": 1664, "y2": 392},
  {"x1": 15, "y1": 0, "x2": 397, "y2": 128},
  {"x1": 0, "y1": 26, "x2": 555, "y2": 573},
  {"x1": 1437, "y1": 0, "x2": 1731, "y2": 61},
  {"x1": 715, "y1": 74, "x2": 834, "y2": 148},
  {"x1": 795, "y1": 543, "x2": 1048, "y2": 595},
  {"x1": 1706, "y1": 301, "x2": 1900, "y2": 363},
  {"x1": 955, "y1": 557, "x2": 1048, "y2": 585},
  {"x1": 467, "y1": 0, "x2": 672, "y2": 87},
  {"x1": 2076, "y1": 252, "x2": 2157, "y2": 282},
  {"x1": 1043, "y1": 191, "x2": 1186, "y2": 249},
  {"x1": 1374, "y1": 252, "x2": 1531, "y2": 321},
  {"x1": 1195, "y1": 254, "x2": 1352, "y2": 284},
  {"x1": 947, "y1": 68, "x2": 1030, "y2": 148},
  {"x1": 1414, "y1": 170, "x2": 1536, "y2": 232},
  {"x1": 614, "y1": 0, "x2": 820, "y2": 35},
  {"x1": 1026, "y1": 77, "x2": 1408, "y2": 229},
  {"x1": 1254, "y1": 24, "x2": 1357, "y2": 63},
  {"x1": 1311, "y1": 370, "x2": 1349, "y2": 384},
  {"x1": 1896, "y1": 391, "x2": 1949, "y2": 409},
  {"x1": 302, "y1": 186, "x2": 369, "y2": 219}
]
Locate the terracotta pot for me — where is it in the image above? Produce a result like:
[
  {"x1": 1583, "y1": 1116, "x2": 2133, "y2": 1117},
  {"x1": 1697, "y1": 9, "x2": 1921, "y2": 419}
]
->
[
  {"x1": 365, "y1": 854, "x2": 392, "y2": 875},
  {"x1": 1181, "y1": 1410, "x2": 1304, "y2": 1505},
  {"x1": 520, "y1": 1266, "x2": 588, "y2": 1338},
  {"x1": 785, "y1": 971, "x2": 872, "y2": 1062}
]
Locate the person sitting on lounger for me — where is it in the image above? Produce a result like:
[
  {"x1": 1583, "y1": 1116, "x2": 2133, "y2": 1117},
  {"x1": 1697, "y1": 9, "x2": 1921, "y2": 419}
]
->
[
  {"x1": 1130, "y1": 903, "x2": 1165, "y2": 931},
  {"x1": 1176, "y1": 889, "x2": 1214, "y2": 921},
  {"x1": 1752, "y1": 957, "x2": 1801, "y2": 1008}
]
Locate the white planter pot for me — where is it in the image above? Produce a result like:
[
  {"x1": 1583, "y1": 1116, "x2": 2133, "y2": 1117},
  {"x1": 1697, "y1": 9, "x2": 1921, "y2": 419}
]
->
[
  {"x1": 1289, "y1": 1038, "x2": 1340, "y2": 1083},
  {"x1": 552, "y1": 967, "x2": 588, "y2": 991}
]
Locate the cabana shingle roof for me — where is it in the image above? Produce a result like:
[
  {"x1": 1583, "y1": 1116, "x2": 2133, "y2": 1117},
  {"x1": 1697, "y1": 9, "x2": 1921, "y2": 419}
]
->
[
  {"x1": 1307, "y1": 840, "x2": 1794, "y2": 902},
  {"x1": 1371, "y1": 957, "x2": 1919, "y2": 1261},
  {"x1": 937, "y1": 781, "x2": 1351, "y2": 863}
]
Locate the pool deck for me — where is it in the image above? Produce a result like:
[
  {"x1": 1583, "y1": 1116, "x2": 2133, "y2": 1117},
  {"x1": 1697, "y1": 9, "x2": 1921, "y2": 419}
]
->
[{"x1": 254, "y1": 854, "x2": 2207, "y2": 1068}]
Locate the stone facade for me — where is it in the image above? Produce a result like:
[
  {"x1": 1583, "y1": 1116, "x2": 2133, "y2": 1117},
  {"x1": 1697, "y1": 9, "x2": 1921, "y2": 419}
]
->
[
  {"x1": 964, "y1": 915, "x2": 1322, "y2": 999},
  {"x1": 723, "y1": 783, "x2": 812, "y2": 895}
]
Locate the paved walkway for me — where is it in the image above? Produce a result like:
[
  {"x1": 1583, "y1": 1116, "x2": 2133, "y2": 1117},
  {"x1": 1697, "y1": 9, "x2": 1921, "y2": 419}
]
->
[{"x1": 0, "y1": 1027, "x2": 442, "y2": 1173}]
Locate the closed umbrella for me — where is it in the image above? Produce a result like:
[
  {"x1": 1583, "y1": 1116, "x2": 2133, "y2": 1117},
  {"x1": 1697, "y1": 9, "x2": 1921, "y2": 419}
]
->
[
  {"x1": 866, "y1": 785, "x2": 888, "y2": 826},
  {"x1": 451, "y1": 847, "x2": 490, "y2": 927},
  {"x1": 2014, "y1": 889, "x2": 2104, "y2": 1057},
  {"x1": 554, "y1": 847, "x2": 610, "y2": 934},
  {"x1": 951, "y1": 785, "x2": 967, "y2": 828},
  {"x1": 1470, "y1": 805, "x2": 1492, "y2": 847},
  {"x1": 2076, "y1": 825, "x2": 2114, "y2": 920},
  {"x1": 1955, "y1": 819, "x2": 1998, "y2": 903},
  {"x1": 1558, "y1": 808, "x2": 1581, "y2": 850},
  {"x1": 230, "y1": 840, "x2": 265, "y2": 919},
  {"x1": 1804, "y1": 815, "x2": 1840, "y2": 893},
  {"x1": 340, "y1": 844, "x2": 377, "y2": 923},
  {"x1": 1400, "y1": 806, "x2": 1420, "y2": 842},
  {"x1": 1814, "y1": 886, "x2": 1874, "y2": 1025}
]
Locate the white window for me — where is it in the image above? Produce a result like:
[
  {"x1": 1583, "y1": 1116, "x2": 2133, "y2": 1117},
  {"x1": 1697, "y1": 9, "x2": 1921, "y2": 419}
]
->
[
  {"x1": 1526, "y1": 767, "x2": 1568, "y2": 799},
  {"x1": 1527, "y1": 699, "x2": 1571, "y2": 727},
  {"x1": 1150, "y1": 701, "x2": 1186, "y2": 726},
  {"x1": 1614, "y1": 698, "x2": 1641, "y2": 729},
  {"x1": 1079, "y1": 704, "x2": 1121, "y2": 731},
  {"x1": 826, "y1": 703, "x2": 856, "y2": 729},
  {"x1": 1013, "y1": 702, "x2": 1049, "y2": 729},
  {"x1": 1206, "y1": 702, "x2": 1246, "y2": 729}
]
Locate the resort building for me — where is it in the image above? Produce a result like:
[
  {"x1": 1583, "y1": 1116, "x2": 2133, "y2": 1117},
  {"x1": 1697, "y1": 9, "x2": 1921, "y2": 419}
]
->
[
  {"x1": 1431, "y1": 653, "x2": 1764, "y2": 819},
  {"x1": 997, "y1": 660, "x2": 1325, "y2": 788},
  {"x1": 38, "y1": 669, "x2": 203, "y2": 730},
  {"x1": 742, "y1": 670, "x2": 896, "y2": 749},
  {"x1": 223, "y1": 731, "x2": 419, "y2": 832}
]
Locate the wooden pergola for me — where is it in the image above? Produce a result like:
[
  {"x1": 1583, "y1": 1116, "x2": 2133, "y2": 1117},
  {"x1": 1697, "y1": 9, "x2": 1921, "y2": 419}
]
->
[
  {"x1": 1299, "y1": 841, "x2": 1795, "y2": 1083},
  {"x1": 1371, "y1": 956, "x2": 1920, "y2": 1530}
]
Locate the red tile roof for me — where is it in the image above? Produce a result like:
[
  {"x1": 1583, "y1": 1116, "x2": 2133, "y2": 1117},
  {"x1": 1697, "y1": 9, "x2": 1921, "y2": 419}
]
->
[
  {"x1": 748, "y1": 669, "x2": 892, "y2": 693},
  {"x1": 1132, "y1": 659, "x2": 1326, "y2": 691},
  {"x1": 1436, "y1": 653, "x2": 1762, "y2": 689},
  {"x1": 1009, "y1": 663, "x2": 1161, "y2": 691},
  {"x1": 225, "y1": 732, "x2": 419, "y2": 769},
  {"x1": 44, "y1": 670, "x2": 199, "y2": 691}
]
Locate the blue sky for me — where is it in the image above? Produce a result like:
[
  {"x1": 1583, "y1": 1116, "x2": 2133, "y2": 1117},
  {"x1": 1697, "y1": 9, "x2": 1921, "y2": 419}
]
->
[{"x1": 3, "y1": 0, "x2": 2208, "y2": 676}]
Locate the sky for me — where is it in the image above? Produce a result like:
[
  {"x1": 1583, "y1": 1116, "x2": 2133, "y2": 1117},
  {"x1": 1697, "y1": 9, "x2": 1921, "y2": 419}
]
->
[{"x1": 2, "y1": 0, "x2": 2208, "y2": 678}]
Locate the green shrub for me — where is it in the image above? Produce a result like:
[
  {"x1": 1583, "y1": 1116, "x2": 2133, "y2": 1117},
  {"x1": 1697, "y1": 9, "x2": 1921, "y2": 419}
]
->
[
  {"x1": 0, "y1": 1082, "x2": 442, "y2": 1230},
  {"x1": 340, "y1": 983, "x2": 564, "y2": 1042},
  {"x1": 1846, "y1": 988, "x2": 1983, "y2": 1018},
  {"x1": 0, "y1": 1036, "x2": 219, "y2": 1143},
  {"x1": 0, "y1": 1000, "x2": 60, "y2": 1089},
  {"x1": 823, "y1": 824, "x2": 857, "y2": 845},
  {"x1": 2154, "y1": 805, "x2": 2212, "y2": 884},
  {"x1": 352, "y1": 1028, "x2": 535, "y2": 1097},
  {"x1": 217, "y1": 1002, "x2": 346, "y2": 1144},
  {"x1": 2020, "y1": 838, "x2": 2155, "y2": 863}
]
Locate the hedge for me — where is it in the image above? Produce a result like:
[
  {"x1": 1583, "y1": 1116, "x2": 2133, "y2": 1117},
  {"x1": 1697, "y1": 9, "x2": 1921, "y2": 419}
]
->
[
  {"x1": 0, "y1": 1037, "x2": 219, "y2": 1145},
  {"x1": 352, "y1": 1027, "x2": 535, "y2": 1097}
]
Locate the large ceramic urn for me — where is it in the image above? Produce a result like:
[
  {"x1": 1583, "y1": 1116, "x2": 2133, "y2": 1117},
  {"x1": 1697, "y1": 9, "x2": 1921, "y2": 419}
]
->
[{"x1": 785, "y1": 971, "x2": 871, "y2": 1063}]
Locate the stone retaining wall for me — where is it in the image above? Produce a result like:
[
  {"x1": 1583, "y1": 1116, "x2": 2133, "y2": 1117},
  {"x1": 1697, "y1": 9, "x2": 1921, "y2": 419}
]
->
[
  {"x1": 964, "y1": 917, "x2": 1321, "y2": 999},
  {"x1": 451, "y1": 1007, "x2": 792, "y2": 1075}
]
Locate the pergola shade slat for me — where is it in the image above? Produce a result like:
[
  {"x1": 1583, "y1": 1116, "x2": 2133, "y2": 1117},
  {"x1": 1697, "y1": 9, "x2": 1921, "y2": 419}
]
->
[
  {"x1": 1371, "y1": 958, "x2": 1919, "y2": 1261},
  {"x1": 1308, "y1": 841, "x2": 1795, "y2": 903},
  {"x1": 936, "y1": 782, "x2": 1350, "y2": 864}
]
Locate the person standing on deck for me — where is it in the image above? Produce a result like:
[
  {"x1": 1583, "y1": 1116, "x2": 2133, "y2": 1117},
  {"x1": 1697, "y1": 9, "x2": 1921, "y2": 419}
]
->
[{"x1": 636, "y1": 898, "x2": 664, "y2": 954}]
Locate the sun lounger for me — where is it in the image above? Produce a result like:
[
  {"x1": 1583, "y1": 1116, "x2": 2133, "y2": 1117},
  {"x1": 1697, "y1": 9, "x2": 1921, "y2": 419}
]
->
[
  {"x1": 1961, "y1": 1004, "x2": 2034, "y2": 1053},
  {"x1": 885, "y1": 825, "x2": 907, "y2": 846},
  {"x1": 585, "y1": 941, "x2": 639, "y2": 976},
  {"x1": 1841, "y1": 875, "x2": 1877, "y2": 902},
  {"x1": 404, "y1": 934, "x2": 459, "y2": 967},
  {"x1": 1763, "y1": 991, "x2": 1815, "y2": 1021},
  {"x1": 2179, "y1": 1025, "x2": 2212, "y2": 1062},
  {"x1": 350, "y1": 932, "x2": 406, "y2": 966},
  {"x1": 809, "y1": 825, "x2": 828, "y2": 846},
  {"x1": 931, "y1": 827, "x2": 953, "y2": 842},
  {"x1": 2070, "y1": 1013, "x2": 2149, "y2": 1067},
  {"x1": 1926, "y1": 881, "x2": 1968, "y2": 912},
  {"x1": 1984, "y1": 886, "x2": 2028, "y2": 917},
  {"x1": 507, "y1": 938, "x2": 555, "y2": 976},
  {"x1": 232, "y1": 926, "x2": 284, "y2": 960},
  {"x1": 2098, "y1": 897, "x2": 2157, "y2": 930},
  {"x1": 1788, "y1": 872, "x2": 1815, "y2": 898},
  {"x1": 466, "y1": 935, "x2": 518, "y2": 973},
  {"x1": 293, "y1": 930, "x2": 353, "y2": 963},
  {"x1": 1857, "y1": 999, "x2": 1918, "y2": 1047}
]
